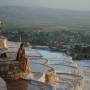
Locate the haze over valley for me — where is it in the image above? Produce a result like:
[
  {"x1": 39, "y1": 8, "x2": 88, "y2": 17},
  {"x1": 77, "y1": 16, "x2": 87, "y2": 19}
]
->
[{"x1": 0, "y1": 6, "x2": 90, "y2": 31}]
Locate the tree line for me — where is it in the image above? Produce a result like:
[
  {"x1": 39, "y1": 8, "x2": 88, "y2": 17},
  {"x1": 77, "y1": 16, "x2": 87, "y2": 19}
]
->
[{"x1": 2, "y1": 27, "x2": 90, "y2": 46}]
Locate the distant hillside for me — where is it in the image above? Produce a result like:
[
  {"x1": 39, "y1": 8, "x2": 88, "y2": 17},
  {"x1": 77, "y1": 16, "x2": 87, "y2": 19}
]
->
[{"x1": 0, "y1": 6, "x2": 90, "y2": 30}]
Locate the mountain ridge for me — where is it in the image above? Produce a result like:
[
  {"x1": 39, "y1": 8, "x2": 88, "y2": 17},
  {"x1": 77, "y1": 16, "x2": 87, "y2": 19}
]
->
[{"x1": 0, "y1": 6, "x2": 90, "y2": 28}]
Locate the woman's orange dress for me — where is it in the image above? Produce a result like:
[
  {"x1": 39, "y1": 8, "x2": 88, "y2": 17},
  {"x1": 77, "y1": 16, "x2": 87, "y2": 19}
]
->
[{"x1": 16, "y1": 47, "x2": 28, "y2": 72}]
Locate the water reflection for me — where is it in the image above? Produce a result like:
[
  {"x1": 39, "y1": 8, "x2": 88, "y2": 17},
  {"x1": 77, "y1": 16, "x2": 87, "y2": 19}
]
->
[
  {"x1": 5, "y1": 79, "x2": 54, "y2": 90},
  {"x1": 6, "y1": 80, "x2": 29, "y2": 90}
]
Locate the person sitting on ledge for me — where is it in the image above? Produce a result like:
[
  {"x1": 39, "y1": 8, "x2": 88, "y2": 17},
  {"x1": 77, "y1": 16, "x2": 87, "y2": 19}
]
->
[{"x1": 16, "y1": 43, "x2": 29, "y2": 72}]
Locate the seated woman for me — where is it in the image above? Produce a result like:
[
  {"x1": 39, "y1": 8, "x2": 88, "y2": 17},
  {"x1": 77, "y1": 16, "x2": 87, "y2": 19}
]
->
[{"x1": 16, "y1": 43, "x2": 28, "y2": 72}]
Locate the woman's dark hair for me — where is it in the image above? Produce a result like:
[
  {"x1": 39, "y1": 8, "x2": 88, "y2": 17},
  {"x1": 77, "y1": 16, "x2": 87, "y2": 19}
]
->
[
  {"x1": 16, "y1": 43, "x2": 24, "y2": 61},
  {"x1": 20, "y1": 43, "x2": 24, "y2": 48}
]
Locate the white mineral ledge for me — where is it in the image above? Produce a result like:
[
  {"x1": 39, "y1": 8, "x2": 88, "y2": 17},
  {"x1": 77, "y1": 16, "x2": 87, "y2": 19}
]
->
[{"x1": 0, "y1": 77, "x2": 7, "y2": 90}]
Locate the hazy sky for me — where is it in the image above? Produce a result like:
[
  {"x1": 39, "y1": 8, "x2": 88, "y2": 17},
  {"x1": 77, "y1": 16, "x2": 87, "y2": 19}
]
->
[{"x1": 0, "y1": 0, "x2": 90, "y2": 11}]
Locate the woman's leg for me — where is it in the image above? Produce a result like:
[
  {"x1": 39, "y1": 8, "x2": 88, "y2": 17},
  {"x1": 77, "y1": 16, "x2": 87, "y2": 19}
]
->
[{"x1": 24, "y1": 58, "x2": 28, "y2": 72}]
